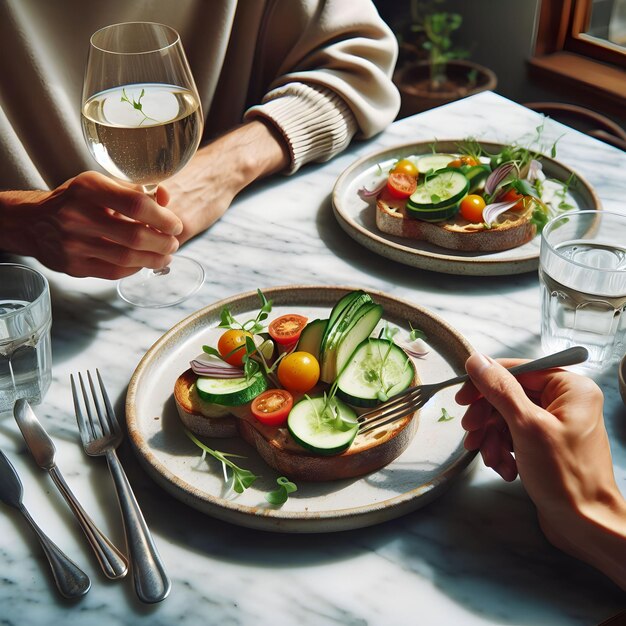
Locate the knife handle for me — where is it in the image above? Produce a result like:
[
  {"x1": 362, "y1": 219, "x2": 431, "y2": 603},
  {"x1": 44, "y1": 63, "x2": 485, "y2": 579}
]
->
[
  {"x1": 19, "y1": 503, "x2": 91, "y2": 599},
  {"x1": 49, "y1": 467, "x2": 128, "y2": 580}
]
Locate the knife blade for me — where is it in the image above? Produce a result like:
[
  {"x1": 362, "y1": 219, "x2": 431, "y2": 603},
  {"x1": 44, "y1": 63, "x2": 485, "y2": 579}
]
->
[{"x1": 13, "y1": 399, "x2": 128, "y2": 580}]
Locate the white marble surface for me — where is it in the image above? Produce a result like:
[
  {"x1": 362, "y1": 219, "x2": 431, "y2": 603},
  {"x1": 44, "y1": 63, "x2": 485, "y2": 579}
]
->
[{"x1": 1, "y1": 91, "x2": 625, "y2": 624}]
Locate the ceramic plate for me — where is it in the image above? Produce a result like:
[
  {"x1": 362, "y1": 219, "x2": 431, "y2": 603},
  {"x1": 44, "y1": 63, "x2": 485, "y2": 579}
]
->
[
  {"x1": 126, "y1": 286, "x2": 476, "y2": 533},
  {"x1": 332, "y1": 140, "x2": 601, "y2": 276}
]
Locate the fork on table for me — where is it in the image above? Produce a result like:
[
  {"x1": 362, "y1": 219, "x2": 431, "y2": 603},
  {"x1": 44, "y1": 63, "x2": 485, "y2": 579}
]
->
[
  {"x1": 71, "y1": 370, "x2": 171, "y2": 604},
  {"x1": 358, "y1": 346, "x2": 589, "y2": 434}
]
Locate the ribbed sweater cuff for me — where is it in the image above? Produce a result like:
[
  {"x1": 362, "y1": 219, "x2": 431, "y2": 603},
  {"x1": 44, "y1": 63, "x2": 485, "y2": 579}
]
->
[{"x1": 244, "y1": 82, "x2": 357, "y2": 173}]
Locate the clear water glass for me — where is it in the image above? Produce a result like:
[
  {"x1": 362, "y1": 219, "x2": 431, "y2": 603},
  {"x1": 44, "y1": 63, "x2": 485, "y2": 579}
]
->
[
  {"x1": 539, "y1": 210, "x2": 626, "y2": 369},
  {"x1": 0, "y1": 264, "x2": 52, "y2": 414}
]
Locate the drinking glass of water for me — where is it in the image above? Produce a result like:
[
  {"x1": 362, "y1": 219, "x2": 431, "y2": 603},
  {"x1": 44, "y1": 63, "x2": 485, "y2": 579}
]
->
[
  {"x1": 539, "y1": 210, "x2": 626, "y2": 369},
  {"x1": 0, "y1": 264, "x2": 52, "y2": 414},
  {"x1": 81, "y1": 22, "x2": 205, "y2": 307}
]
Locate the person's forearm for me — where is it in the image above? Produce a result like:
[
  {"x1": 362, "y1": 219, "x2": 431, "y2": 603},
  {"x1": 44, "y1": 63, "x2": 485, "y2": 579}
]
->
[
  {"x1": 165, "y1": 119, "x2": 290, "y2": 243},
  {"x1": 544, "y1": 489, "x2": 626, "y2": 591}
]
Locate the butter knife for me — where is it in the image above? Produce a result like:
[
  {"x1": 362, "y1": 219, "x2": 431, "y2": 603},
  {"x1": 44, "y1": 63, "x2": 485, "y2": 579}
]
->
[
  {"x1": 0, "y1": 448, "x2": 91, "y2": 598},
  {"x1": 14, "y1": 399, "x2": 128, "y2": 580}
]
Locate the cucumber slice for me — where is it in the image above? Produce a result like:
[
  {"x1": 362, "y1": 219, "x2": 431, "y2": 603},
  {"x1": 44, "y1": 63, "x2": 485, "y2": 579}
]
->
[
  {"x1": 406, "y1": 198, "x2": 460, "y2": 222},
  {"x1": 320, "y1": 291, "x2": 370, "y2": 358},
  {"x1": 321, "y1": 300, "x2": 382, "y2": 383},
  {"x1": 337, "y1": 338, "x2": 415, "y2": 408},
  {"x1": 416, "y1": 153, "x2": 455, "y2": 173},
  {"x1": 296, "y1": 318, "x2": 328, "y2": 361},
  {"x1": 196, "y1": 372, "x2": 267, "y2": 406},
  {"x1": 464, "y1": 164, "x2": 491, "y2": 193},
  {"x1": 409, "y1": 169, "x2": 469, "y2": 209},
  {"x1": 321, "y1": 292, "x2": 373, "y2": 382},
  {"x1": 335, "y1": 303, "x2": 383, "y2": 378},
  {"x1": 287, "y1": 396, "x2": 358, "y2": 455}
]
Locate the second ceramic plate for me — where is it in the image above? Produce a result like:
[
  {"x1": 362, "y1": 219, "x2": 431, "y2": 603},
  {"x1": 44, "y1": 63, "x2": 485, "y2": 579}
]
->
[
  {"x1": 126, "y1": 286, "x2": 476, "y2": 533},
  {"x1": 332, "y1": 140, "x2": 601, "y2": 276}
]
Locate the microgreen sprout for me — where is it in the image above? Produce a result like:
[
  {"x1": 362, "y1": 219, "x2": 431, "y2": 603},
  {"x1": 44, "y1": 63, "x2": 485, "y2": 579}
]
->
[
  {"x1": 265, "y1": 477, "x2": 297, "y2": 506},
  {"x1": 120, "y1": 88, "x2": 158, "y2": 125},
  {"x1": 219, "y1": 289, "x2": 272, "y2": 335},
  {"x1": 409, "y1": 324, "x2": 427, "y2": 342},
  {"x1": 438, "y1": 408, "x2": 455, "y2": 422},
  {"x1": 185, "y1": 429, "x2": 258, "y2": 493}
]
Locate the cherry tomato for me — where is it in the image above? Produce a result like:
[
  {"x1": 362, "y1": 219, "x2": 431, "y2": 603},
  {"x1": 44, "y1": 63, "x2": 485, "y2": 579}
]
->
[
  {"x1": 459, "y1": 194, "x2": 487, "y2": 223},
  {"x1": 386, "y1": 172, "x2": 417, "y2": 199},
  {"x1": 391, "y1": 158, "x2": 419, "y2": 178},
  {"x1": 251, "y1": 389, "x2": 294, "y2": 426},
  {"x1": 501, "y1": 188, "x2": 526, "y2": 211},
  {"x1": 447, "y1": 156, "x2": 479, "y2": 168},
  {"x1": 277, "y1": 351, "x2": 320, "y2": 393},
  {"x1": 268, "y1": 314, "x2": 308, "y2": 346},
  {"x1": 217, "y1": 329, "x2": 253, "y2": 366}
]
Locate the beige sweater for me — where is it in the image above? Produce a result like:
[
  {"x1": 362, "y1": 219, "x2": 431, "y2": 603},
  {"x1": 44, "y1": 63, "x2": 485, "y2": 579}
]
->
[{"x1": 0, "y1": 0, "x2": 400, "y2": 190}]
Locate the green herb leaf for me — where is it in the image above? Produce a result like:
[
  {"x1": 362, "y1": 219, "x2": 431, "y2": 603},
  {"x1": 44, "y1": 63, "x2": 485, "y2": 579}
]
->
[
  {"x1": 438, "y1": 408, "x2": 455, "y2": 422},
  {"x1": 219, "y1": 307, "x2": 239, "y2": 329},
  {"x1": 202, "y1": 345, "x2": 222, "y2": 357},
  {"x1": 184, "y1": 429, "x2": 259, "y2": 492},
  {"x1": 265, "y1": 476, "x2": 297, "y2": 505},
  {"x1": 409, "y1": 324, "x2": 427, "y2": 341}
]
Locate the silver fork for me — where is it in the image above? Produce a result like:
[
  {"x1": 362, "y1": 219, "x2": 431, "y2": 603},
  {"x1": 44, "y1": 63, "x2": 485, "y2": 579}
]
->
[
  {"x1": 358, "y1": 346, "x2": 589, "y2": 434},
  {"x1": 71, "y1": 370, "x2": 171, "y2": 604}
]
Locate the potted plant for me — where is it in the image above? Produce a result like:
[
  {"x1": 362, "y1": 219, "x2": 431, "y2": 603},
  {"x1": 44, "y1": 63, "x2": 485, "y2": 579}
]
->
[{"x1": 393, "y1": 0, "x2": 497, "y2": 117}]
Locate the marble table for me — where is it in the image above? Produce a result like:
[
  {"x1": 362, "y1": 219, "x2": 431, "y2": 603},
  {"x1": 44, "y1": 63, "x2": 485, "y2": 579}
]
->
[{"x1": 1, "y1": 91, "x2": 625, "y2": 625}]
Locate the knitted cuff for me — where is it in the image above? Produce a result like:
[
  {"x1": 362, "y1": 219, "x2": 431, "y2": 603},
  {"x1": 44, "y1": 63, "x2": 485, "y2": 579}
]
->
[{"x1": 244, "y1": 82, "x2": 358, "y2": 173}]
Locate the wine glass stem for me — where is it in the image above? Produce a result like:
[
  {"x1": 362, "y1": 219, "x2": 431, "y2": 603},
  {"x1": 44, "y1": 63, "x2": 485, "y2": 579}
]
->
[{"x1": 142, "y1": 184, "x2": 171, "y2": 276}]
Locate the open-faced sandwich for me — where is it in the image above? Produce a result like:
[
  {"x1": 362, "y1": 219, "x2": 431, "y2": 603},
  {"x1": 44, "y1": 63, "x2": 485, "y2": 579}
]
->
[
  {"x1": 174, "y1": 290, "x2": 426, "y2": 482},
  {"x1": 370, "y1": 142, "x2": 573, "y2": 252}
]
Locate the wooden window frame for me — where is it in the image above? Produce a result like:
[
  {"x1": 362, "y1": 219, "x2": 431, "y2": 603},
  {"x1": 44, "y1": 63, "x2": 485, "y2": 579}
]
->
[{"x1": 530, "y1": 0, "x2": 626, "y2": 117}]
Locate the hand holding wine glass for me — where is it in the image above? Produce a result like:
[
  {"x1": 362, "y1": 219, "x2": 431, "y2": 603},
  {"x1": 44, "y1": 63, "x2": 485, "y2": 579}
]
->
[{"x1": 81, "y1": 21, "x2": 204, "y2": 307}]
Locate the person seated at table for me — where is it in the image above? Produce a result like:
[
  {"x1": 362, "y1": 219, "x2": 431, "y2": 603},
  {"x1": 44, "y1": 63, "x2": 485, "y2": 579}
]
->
[
  {"x1": 0, "y1": 0, "x2": 400, "y2": 279},
  {"x1": 458, "y1": 354, "x2": 626, "y2": 591}
]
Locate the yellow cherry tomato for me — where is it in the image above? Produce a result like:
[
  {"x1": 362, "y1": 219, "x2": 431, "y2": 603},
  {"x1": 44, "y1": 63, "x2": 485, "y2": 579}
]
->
[
  {"x1": 217, "y1": 329, "x2": 253, "y2": 366},
  {"x1": 391, "y1": 158, "x2": 419, "y2": 178},
  {"x1": 277, "y1": 351, "x2": 320, "y2": 393},
  {"x1": 459, "y1": 194, "x2": 487, "y2": 223}
]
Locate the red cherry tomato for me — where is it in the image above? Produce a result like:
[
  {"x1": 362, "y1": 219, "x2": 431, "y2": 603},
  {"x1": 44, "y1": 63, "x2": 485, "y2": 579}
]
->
[
  {"x1": 251, "y1": 389, "x2": 294, "y2": 426},
  {"x1": 277, "y1": 351, "x2": 320, "y2": 393},
  {"x1": 391, "y1": 158, "x2": 419, "y2": 178},
  {"x1": 386, "y1": 172, "x2": 417, "y2": 199},
  {"x1": 501, "y1": 188, "x2": 526, "y2": 211},
  {"x1": 459, "y1": 194, "x2": 487, "y2": 223},
  {"x1": 217, "y1": 329, "x2": 253, "y2": 366},
  {"x1": 268, "y1": 314, "x2": 308, "y2": 346}
]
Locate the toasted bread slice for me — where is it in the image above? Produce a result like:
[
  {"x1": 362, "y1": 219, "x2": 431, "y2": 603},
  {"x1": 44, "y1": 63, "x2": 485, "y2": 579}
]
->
[
  {"x1": 174, "y1": 367, "x2": 420, "y2": 482},
  {"x1": 376, "y1": 189, "x2": 536, "y2": 252}
]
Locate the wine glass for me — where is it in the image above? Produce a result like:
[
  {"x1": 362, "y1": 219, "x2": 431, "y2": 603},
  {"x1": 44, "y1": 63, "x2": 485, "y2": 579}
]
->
[{"x1": 81, "y1": 22, "x2": 205, "y2": 307}]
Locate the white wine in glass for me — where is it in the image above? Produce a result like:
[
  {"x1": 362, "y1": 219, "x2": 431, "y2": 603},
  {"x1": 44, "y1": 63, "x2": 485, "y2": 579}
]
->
[{"x1": 81, "y1": 22, "x2": 205, "y2": 307}]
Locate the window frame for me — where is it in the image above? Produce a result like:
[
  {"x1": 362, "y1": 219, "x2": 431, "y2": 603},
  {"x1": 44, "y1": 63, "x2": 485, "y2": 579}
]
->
[{"x1": 530, "y1": 0, "x2": 626, "y2": 116}]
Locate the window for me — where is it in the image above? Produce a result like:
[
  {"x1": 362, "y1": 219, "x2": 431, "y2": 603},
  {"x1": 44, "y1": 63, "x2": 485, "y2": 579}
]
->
[{"x1": 531, "y1": 0, "x2": 626, "y2": 115}]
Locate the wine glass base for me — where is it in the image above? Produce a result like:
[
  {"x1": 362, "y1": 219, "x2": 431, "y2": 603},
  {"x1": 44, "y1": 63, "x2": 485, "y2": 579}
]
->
[{"x1": 117, "y1": 256, "x2": 205, "y2": 308}]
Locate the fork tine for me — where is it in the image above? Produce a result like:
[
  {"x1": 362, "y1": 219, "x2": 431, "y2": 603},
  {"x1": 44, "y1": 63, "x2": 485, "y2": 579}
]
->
[
  {"x1": 78, "y1": 372, "x2": 99, "y2": 439},
  {"x1": 359, "y1": 396, "x2": 425, "y2": 435},
  {"x1": 358, "y1": 387, "x2": 423, "y2": 425},
  {"x1": 87, "y1": 370, "x2": 111, "y2": 438},
  {"x1": 70, "y1": 374, "x2": 90, "y2": 445},
  {"x1": 96, "y1": 369, "x2": 119, "y2": 434}
]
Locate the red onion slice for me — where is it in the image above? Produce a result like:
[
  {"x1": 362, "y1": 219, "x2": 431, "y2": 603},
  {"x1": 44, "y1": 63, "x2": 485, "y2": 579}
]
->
[
  {"x1": 484, "y1": 163, "x2": 517, "y2": 196},
  {"x1": 397, "y1": 338, "x2": 429, "y2": 359},
  {"x1": 482, "y1": 200, "x2": 521, "y2": 227},
  {"x1": 358, "y1": 180, "x2": 387, "y2": 198},
  {"x1": 190, "y1": 356, "x2": 245, "y2": 378}
]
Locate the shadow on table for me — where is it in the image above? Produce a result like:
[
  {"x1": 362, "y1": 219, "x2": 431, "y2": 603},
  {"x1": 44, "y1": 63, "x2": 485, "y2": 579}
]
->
[{"x1": 315, "y1": 195, "x2": 539, "y2": 297}]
